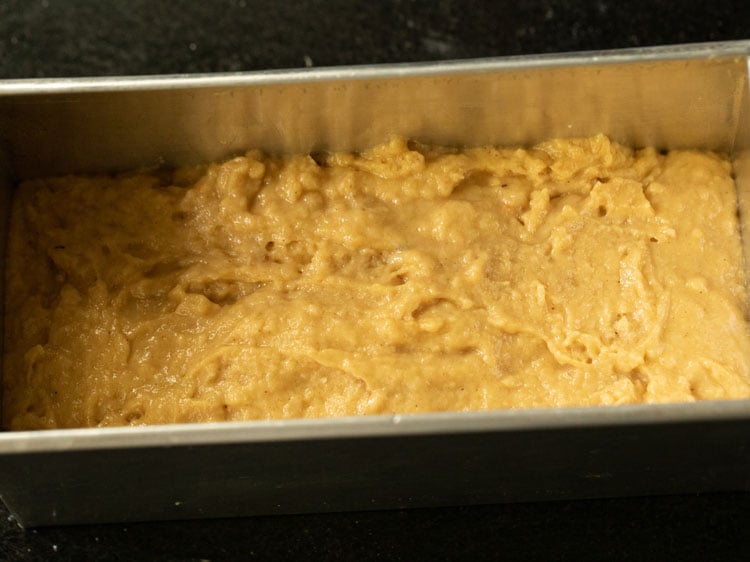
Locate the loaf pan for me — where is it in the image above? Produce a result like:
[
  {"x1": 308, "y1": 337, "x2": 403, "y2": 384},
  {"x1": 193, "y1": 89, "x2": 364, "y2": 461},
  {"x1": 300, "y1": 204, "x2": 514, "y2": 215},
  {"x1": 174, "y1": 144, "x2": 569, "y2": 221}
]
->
[{"x1": 1, "y1": 41, "x2": 750, "y2": 527}]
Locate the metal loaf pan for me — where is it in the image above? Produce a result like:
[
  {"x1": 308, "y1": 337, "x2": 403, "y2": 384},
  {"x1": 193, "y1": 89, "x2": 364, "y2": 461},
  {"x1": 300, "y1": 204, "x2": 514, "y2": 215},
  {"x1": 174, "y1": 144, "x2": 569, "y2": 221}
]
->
[{"x1": 1, "y1": 41, "x2": 750, "y2": 527}]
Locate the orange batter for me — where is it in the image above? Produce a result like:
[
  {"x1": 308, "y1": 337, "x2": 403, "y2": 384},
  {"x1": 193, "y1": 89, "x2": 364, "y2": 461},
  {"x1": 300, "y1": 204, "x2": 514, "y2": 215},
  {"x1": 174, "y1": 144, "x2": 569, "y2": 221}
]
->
[{"x1": 4, "y1": 135, "x2": 750, "y2": 429}]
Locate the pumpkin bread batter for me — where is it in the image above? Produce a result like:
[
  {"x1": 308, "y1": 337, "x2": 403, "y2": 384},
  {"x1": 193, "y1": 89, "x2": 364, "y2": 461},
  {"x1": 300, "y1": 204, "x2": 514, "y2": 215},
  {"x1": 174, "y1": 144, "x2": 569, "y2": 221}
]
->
[{"x1": 4, "y1": 135, "x2": 750, "y2": 430}]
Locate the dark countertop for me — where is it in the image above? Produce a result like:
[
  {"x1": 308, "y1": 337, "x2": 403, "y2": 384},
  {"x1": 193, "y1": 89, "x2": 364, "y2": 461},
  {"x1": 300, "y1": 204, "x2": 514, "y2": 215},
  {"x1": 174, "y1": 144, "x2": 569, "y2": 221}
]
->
[
  {"x1": 1, "y1": 0, "x2": 749, "y2": 78},
  {"x1": 2, "y1": 1, "x2": 750, "y2": 560}
]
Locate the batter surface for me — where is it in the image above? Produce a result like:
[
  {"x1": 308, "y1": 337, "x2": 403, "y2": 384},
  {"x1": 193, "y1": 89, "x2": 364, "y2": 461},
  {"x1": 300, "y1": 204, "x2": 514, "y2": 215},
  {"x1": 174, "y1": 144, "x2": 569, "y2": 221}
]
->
[{"x1": 4, "y1": 135, "x2": 750, "y2": 430}]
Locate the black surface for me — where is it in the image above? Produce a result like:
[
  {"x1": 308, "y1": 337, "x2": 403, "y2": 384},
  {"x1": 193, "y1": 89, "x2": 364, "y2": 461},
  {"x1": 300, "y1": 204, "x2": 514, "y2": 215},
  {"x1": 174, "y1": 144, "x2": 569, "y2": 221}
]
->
[
  {"x1": 1, "y1": 0, "x2": 750, "y2": 559},
  {"x1": 2, "y1": 494, "x2": 750, "y2": 561},
  {"x1": 1, "y1": 0, "x2": 750, "y2": 78}
]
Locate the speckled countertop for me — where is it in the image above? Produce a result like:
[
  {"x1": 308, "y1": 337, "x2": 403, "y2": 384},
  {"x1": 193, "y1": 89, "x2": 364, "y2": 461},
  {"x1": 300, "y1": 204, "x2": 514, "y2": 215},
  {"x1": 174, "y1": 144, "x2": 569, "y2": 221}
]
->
[{"x1": 1, "y1": 1, "x2": 750, "y2": 560}]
